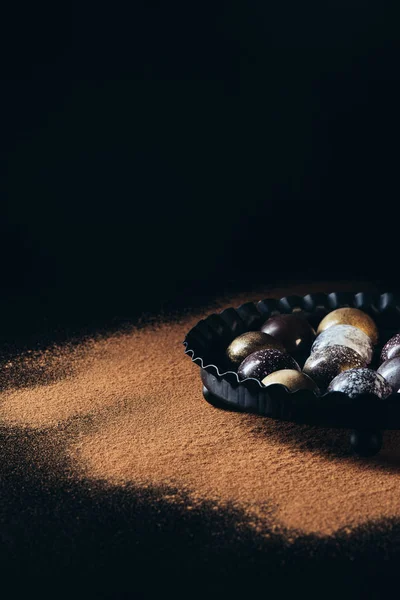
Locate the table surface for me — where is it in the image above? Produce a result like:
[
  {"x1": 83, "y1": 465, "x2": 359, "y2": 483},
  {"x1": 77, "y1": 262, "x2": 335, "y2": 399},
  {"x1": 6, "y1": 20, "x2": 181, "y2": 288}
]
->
[{"x1": 1, "y1": 280, "x2": 399, "y2": 599}]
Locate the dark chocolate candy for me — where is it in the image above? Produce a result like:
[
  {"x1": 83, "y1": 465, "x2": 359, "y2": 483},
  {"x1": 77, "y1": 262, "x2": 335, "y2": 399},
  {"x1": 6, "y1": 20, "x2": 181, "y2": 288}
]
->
[
  {"x1": 311, "y1": 324, "x2": 373, "y2": 364},
  {"x1": 303, "y1": 344, "x2": 366, "y2": 391},
  {"x1": 377, "y1": 356, "x2": 400, "y2": 392},
  {"x1": 237, "y1": 348, "x2": 300, "y2": 381},
  {"x1": 380, "y1": 333, "x2": 400, "y2": 364},
  {"x1": 260, "y1": 313, "x2": 316, "y2": 355},
  {"x1": 328, "y1": 368, "x2": 393, "y2": 399},
  {"x1": 226, "y1": 331, "x2": 284, "y2": 367}
]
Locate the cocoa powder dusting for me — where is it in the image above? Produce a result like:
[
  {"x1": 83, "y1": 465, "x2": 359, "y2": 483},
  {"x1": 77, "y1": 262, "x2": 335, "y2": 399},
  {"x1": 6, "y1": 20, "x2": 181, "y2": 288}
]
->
[{"x1": 1, "y1": 282, "x2": 400, "y2": 538}]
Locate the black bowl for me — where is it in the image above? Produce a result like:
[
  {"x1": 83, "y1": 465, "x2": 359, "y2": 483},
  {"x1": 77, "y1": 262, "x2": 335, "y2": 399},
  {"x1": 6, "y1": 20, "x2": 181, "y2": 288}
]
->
[{"x1": 183, "y1": 291, "x2": 400, "y2": 456}]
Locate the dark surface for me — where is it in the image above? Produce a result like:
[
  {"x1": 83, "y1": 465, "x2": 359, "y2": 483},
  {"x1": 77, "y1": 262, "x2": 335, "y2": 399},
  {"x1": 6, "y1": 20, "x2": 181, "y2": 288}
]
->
[{"x1": 2, "y1": 1, "x2": 400, "y2": 326}]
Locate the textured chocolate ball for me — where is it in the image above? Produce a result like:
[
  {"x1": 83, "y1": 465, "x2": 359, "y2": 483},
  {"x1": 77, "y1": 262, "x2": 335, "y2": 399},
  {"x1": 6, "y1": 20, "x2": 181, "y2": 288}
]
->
[
  {"x1": 311, "y1": 324, "x2": 373, "y2": 364},
  {"x1": 261, "y1": 369, "x2": 319, "y2": 394},
  {"x1": 237, "y1": 348, "x2": 300, "y2": 381},
  {"x1": 380, "y1": 333, "x2": 400, "y2": 364},
  {"x1": 260, "y1": 313, "x2": 316, "y2": 355},
  {"x1": 328, "y1": 368, "x2": 393, "y2": 399},
  {"x1": 303, "y1": 344, "x2": 366, "y2": 390},
  {"x1": 377, "y1": 357, "x2": 400, "y2": 392},
  {"x1": 226, "y1": 331, "x2": 284, "y2": 367},
  {"x1": 317, "y1": 307, "x2": 378, "y2": 345}
]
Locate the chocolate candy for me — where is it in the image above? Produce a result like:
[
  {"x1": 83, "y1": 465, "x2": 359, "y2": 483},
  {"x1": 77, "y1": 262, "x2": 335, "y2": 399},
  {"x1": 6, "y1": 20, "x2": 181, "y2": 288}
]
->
[
  {"x1": 226, "y1": 331, "x2": 284, "y2": 367},
  {"x1": 377, "y1": 357, "x2": 400, "y2": 392},
  {"x1": 237, "y1": 348, "x2": 300, "y2": 381},
  {"x1": 380, "y1": 333, "x2": 400, "y2": 364},
  {"x1": 328, "y1": 368, "x2": 393, "y2": 399},
  {"x1": 317, "y1": 307, "x2": 378, "y2": 345},
  {"x1": 260, "y1": 313, "x2": 316, "y2": 355},
  {"x1": 311, "y1": 324, "x2": 373, "y2": 364},
  {"x1": 303, "y1": 345, "x2": 366, "y2": 390},
  {"x1": 261, "y1": 369, "x2": 319, "y2": 394}
]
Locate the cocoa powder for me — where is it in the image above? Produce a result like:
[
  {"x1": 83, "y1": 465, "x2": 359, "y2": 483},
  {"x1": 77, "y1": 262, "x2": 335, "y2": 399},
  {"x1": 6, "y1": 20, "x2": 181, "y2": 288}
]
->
[{"x1": 1, "y1": 281, "x2": 399, "y2": 537}]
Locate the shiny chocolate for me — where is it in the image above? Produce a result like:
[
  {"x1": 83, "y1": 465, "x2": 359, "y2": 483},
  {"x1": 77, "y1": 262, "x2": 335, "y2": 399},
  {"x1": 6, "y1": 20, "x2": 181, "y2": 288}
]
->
[
  {"x1": 261, "y1": 369, "x2": 319, "y2": 394},
  {"x1": 303, "y1": 344, "x2": 366, "y2": 390},
  {"x1": 226, "y1": 331, "x2": 284, "y2": 367},
  {"x1": 380, "y1": 333, "x2": 400, "y2": 364},
  {"x1": 317, "y1": 307, "x2": 378, "y2": 345},
  {"x1": 311, "y1": 324, "x2": 373, "y2": 364},
  {"x1": 328, "y1": 368, "x2": 393, "y2": 399},
  {"x1": 377, "y1": 357, "x2": 400, "y2": 392},
  {"x1": 260, "y1": 313, "x2": 316, "y2": 355},
  {"x1": 237, "y1": 348, "x2": 300, "y2": 381}
]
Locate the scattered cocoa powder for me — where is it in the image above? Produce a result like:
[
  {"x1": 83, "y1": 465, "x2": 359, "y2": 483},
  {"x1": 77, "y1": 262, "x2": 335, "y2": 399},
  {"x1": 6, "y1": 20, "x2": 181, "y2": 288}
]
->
[{"x1": 2, "y1": 281, "x2": 400, "y2": 538}]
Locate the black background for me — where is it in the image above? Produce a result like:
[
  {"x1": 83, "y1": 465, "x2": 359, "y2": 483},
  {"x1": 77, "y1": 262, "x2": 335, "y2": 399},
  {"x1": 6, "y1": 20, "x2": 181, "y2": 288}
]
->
[{"x1": 1, "y1": 1, "x2": 400, "y2": 329}]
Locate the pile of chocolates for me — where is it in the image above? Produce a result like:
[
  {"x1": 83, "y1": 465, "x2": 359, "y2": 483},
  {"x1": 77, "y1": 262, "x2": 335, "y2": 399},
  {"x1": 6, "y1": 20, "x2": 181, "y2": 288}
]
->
[{"x1": 225, "y1": 308, "x2": 400, "y2": 398}]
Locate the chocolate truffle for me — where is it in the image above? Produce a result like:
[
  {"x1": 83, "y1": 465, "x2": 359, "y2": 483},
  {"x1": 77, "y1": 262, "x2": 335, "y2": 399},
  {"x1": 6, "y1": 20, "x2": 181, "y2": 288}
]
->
[
  {"x1": 226, "y1": 331, "x2": 284, "y2": 367},
  {"x1": 260, "y1": 313, "x2": 316, "y2": 355},
  {"x1": 328, "y1": 368, "x2": 393, "y2": 399},
  {"x1": 261, "y1": 369, "x2": 319, "y2": 394},
  {"x1": 237, "y1": 348, "x2": 300, "y2": 381},
  {"x1": 377, "y1": 356, "x2": 400, "y2": 392},
  {"x1": 303, "y1": 344, "x2": 366, "y2": 390},
  {"x1": 380, "y1": 333, "x2": 400, "y2": 364},
  {"x1": 317, "y1": 307, "x2": 378, "y2": 345},
  {"x1": 311, "y1": 324, "x2": 373, "y2": 365}
]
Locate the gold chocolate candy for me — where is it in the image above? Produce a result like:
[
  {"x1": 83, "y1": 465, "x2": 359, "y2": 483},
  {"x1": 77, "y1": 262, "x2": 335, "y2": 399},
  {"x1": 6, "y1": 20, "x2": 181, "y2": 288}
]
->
[
  {"x1": 317, "y1": 308, "x2": 378, "y2": 345},
  {"x1": 261, "y1": 369, "x2": 319, "y2": 394},
  {"x1": 226, "y1": 331, "x2": 284, "y2": 367}
]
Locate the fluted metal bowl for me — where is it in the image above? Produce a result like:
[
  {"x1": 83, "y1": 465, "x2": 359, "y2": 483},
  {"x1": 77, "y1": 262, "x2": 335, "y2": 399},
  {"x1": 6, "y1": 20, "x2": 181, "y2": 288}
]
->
[{"x1": 183, "y1": 292, "x2": 400, "y2": 454}]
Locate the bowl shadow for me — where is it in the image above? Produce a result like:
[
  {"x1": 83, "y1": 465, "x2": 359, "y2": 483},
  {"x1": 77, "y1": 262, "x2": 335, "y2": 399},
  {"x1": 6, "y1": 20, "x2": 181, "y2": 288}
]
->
[{"x1": 204, "y1": 396, "x2": 400, "y2": 471}]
